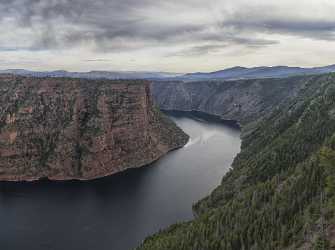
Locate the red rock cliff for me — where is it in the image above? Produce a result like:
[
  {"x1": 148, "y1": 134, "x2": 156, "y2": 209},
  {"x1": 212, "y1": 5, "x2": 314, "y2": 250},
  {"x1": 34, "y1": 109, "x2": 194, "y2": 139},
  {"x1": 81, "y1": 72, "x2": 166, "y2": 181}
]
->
[{"x1": 0, "y1": 75, "x2": 189, "y2": 181}]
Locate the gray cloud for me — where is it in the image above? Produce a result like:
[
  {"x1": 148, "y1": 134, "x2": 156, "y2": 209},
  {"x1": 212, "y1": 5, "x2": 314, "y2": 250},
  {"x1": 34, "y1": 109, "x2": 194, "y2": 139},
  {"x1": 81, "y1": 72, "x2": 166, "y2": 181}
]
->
[
  {"x1": 172, "y1": 44, "x2": 229, "y2": 57},
  {"x1": 223, "y1": 18, "x2": 335, "y2": 41},
  {"x1": 84, "y1": 59, "x2": 113, "y2": 62},
  {"x1": 0, "y1": 0, "x2": 157, "y2": 49},
  {"x1": 0, "y1": 0, "x2": 335, "y2": 71},
  {"x1": 170, "y1": 37, "x2": 278, "y2": 57},
  {"x1": 0, "y1": 0, "x2": 284, "y2": 53}
]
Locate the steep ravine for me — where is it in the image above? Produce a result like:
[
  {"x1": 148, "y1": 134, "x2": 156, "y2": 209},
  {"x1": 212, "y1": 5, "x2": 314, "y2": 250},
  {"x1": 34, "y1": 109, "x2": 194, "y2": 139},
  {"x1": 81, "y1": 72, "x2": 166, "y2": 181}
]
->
[{"x1": 0, "y1": 75, "x2": 189, "y2": 181}]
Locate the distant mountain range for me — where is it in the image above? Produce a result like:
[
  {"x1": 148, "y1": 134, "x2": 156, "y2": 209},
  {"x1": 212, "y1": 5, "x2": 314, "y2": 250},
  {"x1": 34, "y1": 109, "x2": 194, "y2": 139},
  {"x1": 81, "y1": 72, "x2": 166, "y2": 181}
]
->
[
  {"x1": 181, "y1": 64, "x2": 335, "y2": 80},
  {"x1": 0, "y1": 69, "x2": 182, "y2": 80},
  {"x1": 1, "y1": 64, "x2": 335, "y2": 80}
]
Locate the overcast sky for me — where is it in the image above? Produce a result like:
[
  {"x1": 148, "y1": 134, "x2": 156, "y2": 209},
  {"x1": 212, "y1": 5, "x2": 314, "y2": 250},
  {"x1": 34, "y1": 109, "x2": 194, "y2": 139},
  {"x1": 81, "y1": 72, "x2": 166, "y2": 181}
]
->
[{"x1": 0, "y1": 0, "x2": 334, "y2": 72}]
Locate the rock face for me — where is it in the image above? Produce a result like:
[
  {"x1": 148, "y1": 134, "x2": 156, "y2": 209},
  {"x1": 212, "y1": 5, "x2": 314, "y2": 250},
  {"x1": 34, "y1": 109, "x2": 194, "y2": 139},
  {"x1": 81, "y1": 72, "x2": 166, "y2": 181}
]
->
[
  {"x1": 0, "y1": 75, "x2": 189, "y2": 181},
  {"x1": 151, "y1": 76, "x2": 316, "y2": 127}
]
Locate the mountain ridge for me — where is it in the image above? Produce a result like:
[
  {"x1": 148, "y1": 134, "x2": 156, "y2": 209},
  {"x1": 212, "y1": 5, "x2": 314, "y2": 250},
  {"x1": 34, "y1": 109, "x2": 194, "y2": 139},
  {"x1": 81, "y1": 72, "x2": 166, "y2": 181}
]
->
[
  {"x1": 182, "y1": 64, "x2": 335, "y2": 80},
  {"x1": 2, "y1": 64, "x2": 335, "y2": 81}
]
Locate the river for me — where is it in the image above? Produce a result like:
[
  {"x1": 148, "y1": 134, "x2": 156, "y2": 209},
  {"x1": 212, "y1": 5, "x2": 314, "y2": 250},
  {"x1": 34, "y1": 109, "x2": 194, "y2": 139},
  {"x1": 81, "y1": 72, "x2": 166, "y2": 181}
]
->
[{"x1": 0, "y1": 111, "x2": 241, "y2": 250}]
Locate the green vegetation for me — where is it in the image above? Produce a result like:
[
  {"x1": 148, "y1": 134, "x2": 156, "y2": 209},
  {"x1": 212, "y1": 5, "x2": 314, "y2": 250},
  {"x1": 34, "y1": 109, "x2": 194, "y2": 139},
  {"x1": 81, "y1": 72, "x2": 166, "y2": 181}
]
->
[{"x1": 137, "y1": 74, "x2": 335, "y2": 250}]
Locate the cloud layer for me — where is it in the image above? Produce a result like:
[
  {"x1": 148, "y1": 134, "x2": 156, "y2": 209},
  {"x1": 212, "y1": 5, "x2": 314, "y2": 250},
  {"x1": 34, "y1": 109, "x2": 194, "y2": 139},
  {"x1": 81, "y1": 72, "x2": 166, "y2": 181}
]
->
[{"x1": 0, "y1": 0, "x2": 335, "y2": 72}]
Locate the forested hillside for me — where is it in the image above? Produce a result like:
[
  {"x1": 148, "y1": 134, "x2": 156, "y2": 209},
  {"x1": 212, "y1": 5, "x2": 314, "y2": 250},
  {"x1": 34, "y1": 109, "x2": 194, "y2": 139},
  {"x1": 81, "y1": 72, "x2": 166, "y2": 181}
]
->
[{"x1": 137, "y1": 73, "x2": 335, "y2": 249}]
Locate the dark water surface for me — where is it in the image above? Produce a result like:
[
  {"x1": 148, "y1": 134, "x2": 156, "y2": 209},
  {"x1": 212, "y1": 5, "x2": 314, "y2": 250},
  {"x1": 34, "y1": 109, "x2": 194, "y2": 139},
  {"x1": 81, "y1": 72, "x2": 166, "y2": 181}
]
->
[{"x1": 0, "y1": 112, "x2": 241, "y2": 250}]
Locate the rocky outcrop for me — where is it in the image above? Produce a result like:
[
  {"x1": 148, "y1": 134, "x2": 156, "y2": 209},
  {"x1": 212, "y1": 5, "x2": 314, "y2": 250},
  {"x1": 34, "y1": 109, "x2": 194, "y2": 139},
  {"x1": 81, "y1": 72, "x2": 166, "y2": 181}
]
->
[
  {"x1": 151, "y1": 75, "x2": 318, "y2": 128},
  {"x1": 0, "y1": 75, "x2": 189, "y2": 181}
]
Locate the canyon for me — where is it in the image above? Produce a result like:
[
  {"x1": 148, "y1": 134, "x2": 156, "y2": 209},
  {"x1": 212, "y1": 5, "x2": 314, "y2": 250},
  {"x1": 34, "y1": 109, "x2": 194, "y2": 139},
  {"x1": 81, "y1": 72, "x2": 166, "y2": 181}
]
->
[
  {"x1": 139, "y1": 73, "x2": 335, "y2": 249},
  {"x1": 1, "y1": 71, "x2": 334, "y2": 249},
  {"x1": 0, "y1": 75, "x2": 188, "y2": 181}
]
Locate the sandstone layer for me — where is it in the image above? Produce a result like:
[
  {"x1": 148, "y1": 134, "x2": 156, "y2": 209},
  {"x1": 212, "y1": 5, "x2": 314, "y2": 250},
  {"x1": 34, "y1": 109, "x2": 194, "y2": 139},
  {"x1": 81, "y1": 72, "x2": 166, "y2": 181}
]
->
[{"x1": 0, "y1": 75, "x2": 188, "y2": 181}]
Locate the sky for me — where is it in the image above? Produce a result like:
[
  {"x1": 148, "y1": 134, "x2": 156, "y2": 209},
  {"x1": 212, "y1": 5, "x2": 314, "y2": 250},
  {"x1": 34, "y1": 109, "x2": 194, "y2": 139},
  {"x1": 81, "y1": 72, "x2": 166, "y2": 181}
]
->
[{"x1": 0, "y1": 0, "x2": 335, "y2": 73}]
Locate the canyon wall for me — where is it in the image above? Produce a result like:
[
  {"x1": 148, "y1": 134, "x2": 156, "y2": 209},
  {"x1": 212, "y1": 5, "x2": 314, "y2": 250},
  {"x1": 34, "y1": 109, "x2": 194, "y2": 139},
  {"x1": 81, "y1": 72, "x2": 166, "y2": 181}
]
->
[
  {"x1": 151, "y1": 76, "x2": 318, "y2": 129},
  {"x1": 0, "y1": 75, "x2": 188, "y2": 181}
]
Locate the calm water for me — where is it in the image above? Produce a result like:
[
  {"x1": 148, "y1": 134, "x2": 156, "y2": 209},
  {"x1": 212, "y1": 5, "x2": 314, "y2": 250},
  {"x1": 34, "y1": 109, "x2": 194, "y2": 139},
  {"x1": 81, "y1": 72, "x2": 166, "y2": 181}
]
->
[{"x1": 0, "y1": 112, "x2": 241, "y2": 250}]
